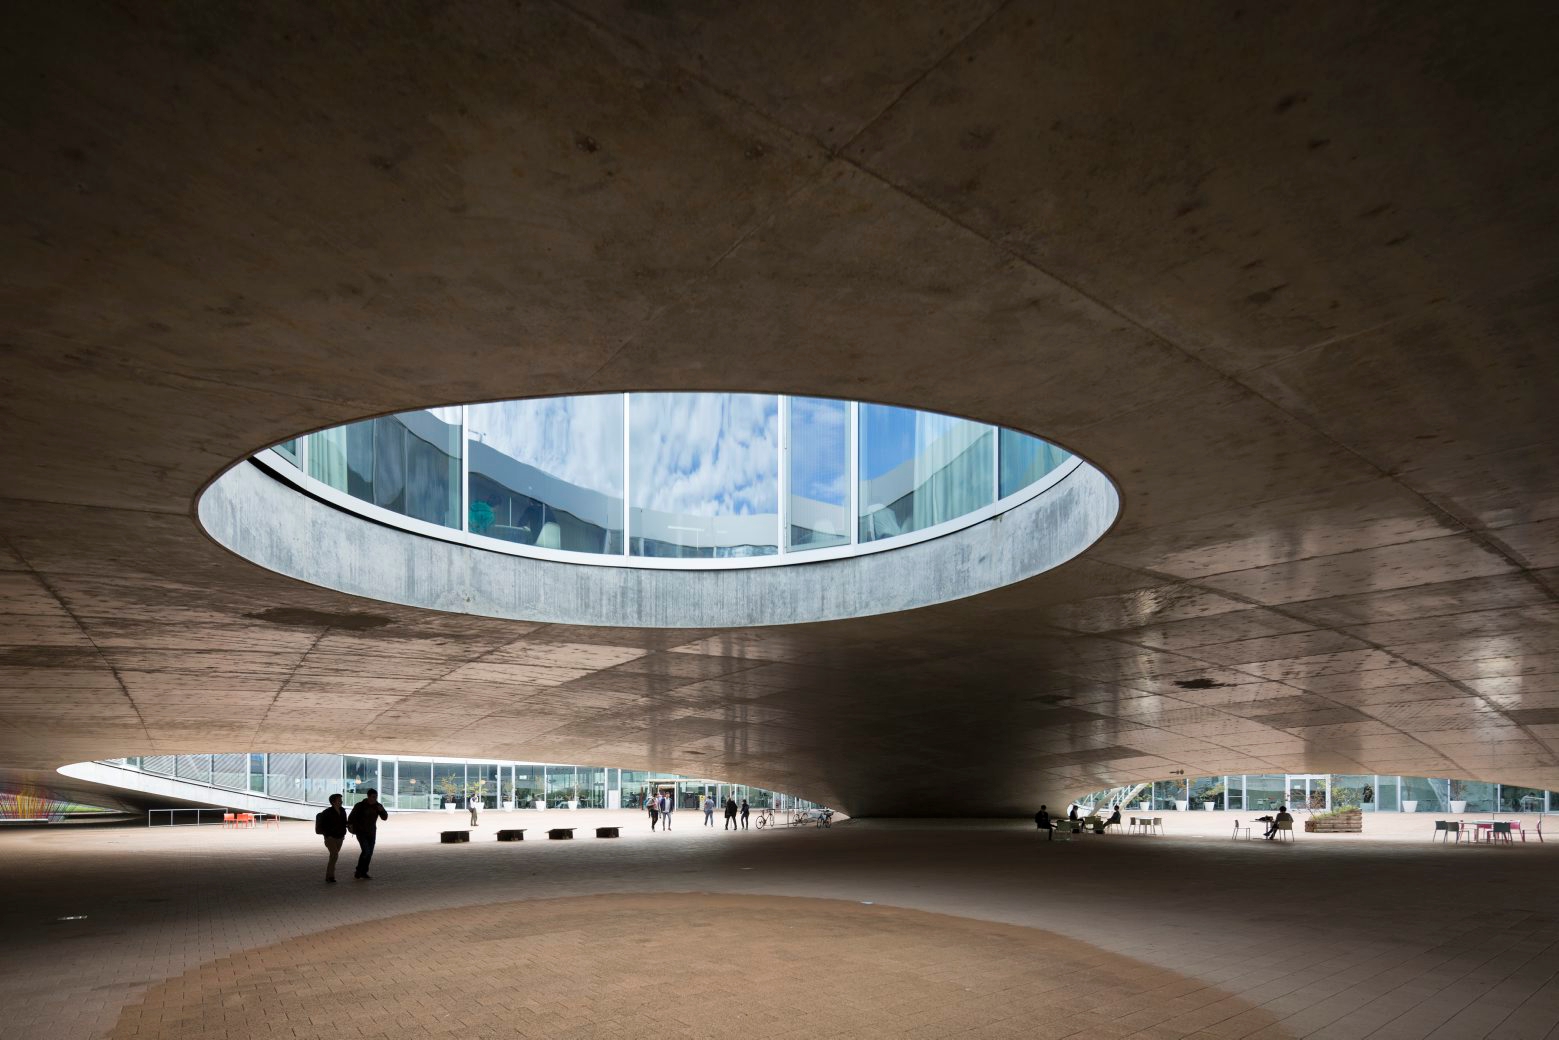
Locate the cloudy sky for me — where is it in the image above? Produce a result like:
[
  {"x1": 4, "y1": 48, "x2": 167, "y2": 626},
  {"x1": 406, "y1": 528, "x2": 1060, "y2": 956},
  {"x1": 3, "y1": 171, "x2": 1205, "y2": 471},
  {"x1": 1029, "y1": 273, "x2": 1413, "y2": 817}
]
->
[
  {"x1": 467, "y1": 394, "x2": 625, "y2": 496},
  {"x1": 629, "y1": 392, "x2": 779, "y2": 519}
]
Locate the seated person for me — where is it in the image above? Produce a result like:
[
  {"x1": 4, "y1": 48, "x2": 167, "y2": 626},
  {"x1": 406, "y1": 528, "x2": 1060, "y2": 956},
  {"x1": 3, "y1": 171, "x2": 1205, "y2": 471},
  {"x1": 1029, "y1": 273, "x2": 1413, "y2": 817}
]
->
[
  {"x1": 1106, "y1": 804, "x2": 1122, "y2": 826},
  {"x1": 1034, "y1": 804, "x2": 1053, "y2": 840},
  {"x1": 1068, "y1": 804, "x2": 1079, "y2": 822},
  {"x1": 1264, "y1": 805, "x2": 1293, "y2": 839}
]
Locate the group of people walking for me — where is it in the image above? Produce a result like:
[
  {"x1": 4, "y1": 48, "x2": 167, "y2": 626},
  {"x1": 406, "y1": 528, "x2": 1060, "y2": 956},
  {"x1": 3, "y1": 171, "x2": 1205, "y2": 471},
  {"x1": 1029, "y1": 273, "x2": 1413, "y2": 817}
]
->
[
  {"x1": 314, "y1": 788, "x2": 387, "y2": 882},
  {"x1": 646, "y1": 793, "x2": 750, "y2": 830},
  {"x1": 700, "y1": 794, "x2": 749, "y2": 829}
]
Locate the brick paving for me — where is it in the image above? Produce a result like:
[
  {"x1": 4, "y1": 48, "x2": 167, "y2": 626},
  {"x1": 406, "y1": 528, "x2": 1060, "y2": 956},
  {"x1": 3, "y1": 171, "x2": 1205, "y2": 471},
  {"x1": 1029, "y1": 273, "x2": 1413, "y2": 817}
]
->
[
  {"x1": 2, "y1": 813, "x2": 1558, "y2": 1039},
  {"x1": 106, "y1": 894, "x2": 1288, "y2": 1040}
]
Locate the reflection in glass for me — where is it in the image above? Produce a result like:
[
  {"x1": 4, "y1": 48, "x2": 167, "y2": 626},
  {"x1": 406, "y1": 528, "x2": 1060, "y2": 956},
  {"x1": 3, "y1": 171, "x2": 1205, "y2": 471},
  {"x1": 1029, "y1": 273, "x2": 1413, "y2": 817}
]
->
[
  {"x1": 397, "y1": 759, "x2": 432, "y2": 810},
  {"x1": 788, "y1": 397, "x2": 849, "y2": 551},
  {"x1": 629, "y1": 393, "x2": 780, "y2": 558},
  {"x1": 467, "y1": 396, "x2": 624, "y2": 554},
  {"x1": 998, "y1": 429, "x2": 1071, "y2": 499},
  {"x1": 858, "y1": 404, "x2": 993, "y2": 542},
  {"x1": 1245, "y1": 774, "x2": 1285, "y2": 812},
  {"x1": 306, "y1": 408, "x2": 461, "y2": 528},
  {"x1": 1500, "y1": 785, "x2": 1546, "y2": 812},
  {"x1": 1330, "y1": 774, "x2": 1375, "y2": 811},
  {"x1": 1449, "y1": 779, "x2": 1495, "y2": 812}
]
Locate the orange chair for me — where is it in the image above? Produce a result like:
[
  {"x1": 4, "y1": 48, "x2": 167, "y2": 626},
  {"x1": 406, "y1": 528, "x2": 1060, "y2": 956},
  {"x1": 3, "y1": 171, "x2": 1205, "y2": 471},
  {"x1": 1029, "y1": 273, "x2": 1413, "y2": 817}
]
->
[
  {"x1": 236, "y1": 812, "x2": 255, "y2": 828},
  {"x1": 222, "y1": 812, "x2": 235, "y2": 828}
]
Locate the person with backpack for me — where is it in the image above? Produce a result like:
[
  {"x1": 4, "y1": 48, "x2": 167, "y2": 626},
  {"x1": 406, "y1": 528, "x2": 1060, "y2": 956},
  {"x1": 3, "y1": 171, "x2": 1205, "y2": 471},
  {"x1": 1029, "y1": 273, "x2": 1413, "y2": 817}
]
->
[
  {"x1": 346, "y1": 787, "x2": 389, "y2": 879},
  {"x1": 724, "y1": 796, "x2": 739, "y2": 830},
  {"x1": 739, "y1": 798, "x2": 750, "y2": 829},
  {"x1": 315, "y1": 793, "x2": 349, "y2": 883},
  {"x1": 647, "y1": 794, "x2": 660, "y2": 831}
]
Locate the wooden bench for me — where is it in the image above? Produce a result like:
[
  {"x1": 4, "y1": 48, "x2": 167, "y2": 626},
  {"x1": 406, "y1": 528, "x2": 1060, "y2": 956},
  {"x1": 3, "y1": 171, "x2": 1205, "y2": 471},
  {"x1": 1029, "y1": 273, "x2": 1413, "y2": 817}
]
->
[
  {"x1": 595, "y1": 826, "x2": 620, "y2": 838},
  {"x1": 439, "y1": 830, "x2": 470, "y2": 843},
  {"x1": 496, "y1": 829, "x2": 526, "y2": 841},
  {"x1": 547, "y1": 828, "x2": 575, "y2": 840}
]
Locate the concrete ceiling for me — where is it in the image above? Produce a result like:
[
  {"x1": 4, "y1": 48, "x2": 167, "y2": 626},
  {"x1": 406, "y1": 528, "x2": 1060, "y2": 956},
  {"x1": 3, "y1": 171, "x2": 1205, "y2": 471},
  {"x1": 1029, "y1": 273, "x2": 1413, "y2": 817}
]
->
[{"x1": 1, "y1": 2, "x2": 1556, "y2": 815}]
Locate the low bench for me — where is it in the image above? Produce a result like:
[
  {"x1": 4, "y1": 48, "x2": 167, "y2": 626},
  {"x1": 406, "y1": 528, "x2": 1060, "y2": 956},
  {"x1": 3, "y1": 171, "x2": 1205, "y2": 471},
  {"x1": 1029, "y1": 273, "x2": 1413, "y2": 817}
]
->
[
  {"x1": 496, "y1": 829, "x2": 526, "y2": 842},
  {"x1": 595, "y1": 826, "x2": 620, "y2": 838},
  {"x1": 547, "y1": 828, "x2": 575, "y2": 840},
  {"x1": 440, "y1": 830, "x2": 470, "y2": 844}
]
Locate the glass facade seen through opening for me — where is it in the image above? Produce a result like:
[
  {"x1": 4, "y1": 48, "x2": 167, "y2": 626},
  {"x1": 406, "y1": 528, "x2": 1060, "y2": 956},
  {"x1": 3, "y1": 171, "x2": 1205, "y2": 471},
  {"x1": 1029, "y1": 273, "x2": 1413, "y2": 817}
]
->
[
  {"x1": 1079, "y1": 774, "x2": 1559, "y2": 815},
  {"x1": 268, "y1": 393, "x2": 1077, "y2": 567},
  {"x1": 101, "y1": 755, "x2": 821, "y2": 813}
]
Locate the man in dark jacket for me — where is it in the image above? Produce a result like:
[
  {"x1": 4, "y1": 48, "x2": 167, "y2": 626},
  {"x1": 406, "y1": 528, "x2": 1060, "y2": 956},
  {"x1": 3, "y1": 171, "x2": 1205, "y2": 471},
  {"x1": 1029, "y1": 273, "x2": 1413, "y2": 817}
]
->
[
  {"x1": 1035, "y1": 804, "x2": 1053, "y2": 840},
  {"x1": 346, "y1": 787, "x2": 388, "y2": 879},
  {"x1": 316, "y1": 793, "x2": 349, "y2": 883},
  {"x1": 723, "y1": 796, "x2": 739, "y2": 830}
]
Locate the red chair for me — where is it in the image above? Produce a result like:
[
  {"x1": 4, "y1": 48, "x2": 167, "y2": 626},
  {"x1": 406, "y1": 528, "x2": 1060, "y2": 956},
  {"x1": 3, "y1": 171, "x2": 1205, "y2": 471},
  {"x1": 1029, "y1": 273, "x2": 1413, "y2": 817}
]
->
[
  {"x1": 222, "y1": 812, "x2": 235, "y2": 829},
  {"x1": 236, "y1": 812, "x2": 255, "y2": 828}
]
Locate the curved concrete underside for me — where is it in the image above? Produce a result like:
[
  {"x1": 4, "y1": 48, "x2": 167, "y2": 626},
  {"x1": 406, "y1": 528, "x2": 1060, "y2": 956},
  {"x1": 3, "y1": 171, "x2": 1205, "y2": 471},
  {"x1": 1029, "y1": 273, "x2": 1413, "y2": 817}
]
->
[
  {"x1": 202, "y1": 457, "x2": 1118, "y2": 628},
  {"x1": 1, "y1": 3, "x2": 1556, "y2": 816}
]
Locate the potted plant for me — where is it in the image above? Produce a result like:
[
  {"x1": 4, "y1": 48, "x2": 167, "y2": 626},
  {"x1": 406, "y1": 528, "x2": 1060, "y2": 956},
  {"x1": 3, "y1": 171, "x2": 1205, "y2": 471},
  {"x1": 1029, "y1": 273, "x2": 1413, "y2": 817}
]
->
[
  {"x1": 1201, "y1": 782, "x2": 1224, "y2": 812},
  {"x1": 566, "y1": 786, "x2": 580, "y2": 811},
  {"x1": 1401, "y1": 800, "x2": 1418, "y2": 813},
  {"x1": 1449, "y1": 799, "x2": 1467, "y2": 814},
  {"x1": 500, "y1": 780, "x2": 514, "y2": 811}
]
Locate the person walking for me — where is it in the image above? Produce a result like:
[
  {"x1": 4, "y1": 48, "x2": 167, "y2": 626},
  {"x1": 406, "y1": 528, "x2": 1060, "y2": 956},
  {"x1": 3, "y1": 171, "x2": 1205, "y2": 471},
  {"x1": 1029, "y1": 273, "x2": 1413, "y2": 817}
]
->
[
  {"x1": 660, "y1": 792, "x2": 673, "y2": 831},
  {"x1": 1035, "y1": 804, "x2": 1054, "y2": 841},
  {"x1": 346, "y1": 787, "x2": 388, "y2": 879},
  {"x1": 315, "y1": 793, "x2": 349, "y2": 883},
  {"x1": 739, "y1": 798, "x2": 750, "y2": 830},
  {"x1": 647, "y1": 795, "x2": 660, "y2": 831},
  {"x1": 703, "y1": 794, "x2": 716, "y2": 827},
  {"x1": 724, "y1": 796, "x2": 739, "y2": 830},
  {"x1": 469, "y1": 790, "x2": 481, "y2": 827}
]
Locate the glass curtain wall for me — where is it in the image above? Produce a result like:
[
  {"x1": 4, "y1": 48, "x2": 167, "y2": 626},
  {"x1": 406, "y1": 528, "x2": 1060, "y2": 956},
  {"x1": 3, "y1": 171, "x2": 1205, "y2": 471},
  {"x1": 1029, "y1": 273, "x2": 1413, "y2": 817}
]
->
[
  {"x1": 467, "y1": 396, "x2": 624, "y2": 553},
  {"x1": 629, "y1": 393, "x2": 780, "y2": 558},
  {"x1": 788, "y1": 397, "x2": 850, "y2": 550},
  {"x1": 858, "y1": 404, "x2": 994, "y2": 542},
  {"x1": 288, "y1": 396, "x2": 1075, "y2": 562},
  {"x1": 306, "y1": 408, "x2": 461, "y2": 528}
]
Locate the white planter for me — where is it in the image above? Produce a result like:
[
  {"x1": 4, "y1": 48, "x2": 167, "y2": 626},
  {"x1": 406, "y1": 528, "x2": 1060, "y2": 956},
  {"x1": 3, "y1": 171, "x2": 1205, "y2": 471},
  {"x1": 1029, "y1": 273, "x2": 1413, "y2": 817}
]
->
[
  {"x1": 442, "y1": 801, "x2": 456, "y2": 812},
  {"x1": 1203, "y1": 802, "x2": 1216, "y2": 812},
  {"x1": 1138, "y1": 803, "x2": 1151, "y2": 812},
  {"x1": 1401, "y1": 800, "x2": 1418, "y2": 813},
  {"x1": 1174, "y1": 800, "x2": 1188, "y2": 812},
  {"x1": 1449, "y1": 800, "x2": 1467, "y2": 814},
  {"x1": 533, "y1": 799, "x2": 546, "y2": 810},
  {"x1": 566, "y1": 800, "x2": 579, "y2": 811},
  {"x1": 501, "y1": 800, "x2": 514, "y2": 811}
]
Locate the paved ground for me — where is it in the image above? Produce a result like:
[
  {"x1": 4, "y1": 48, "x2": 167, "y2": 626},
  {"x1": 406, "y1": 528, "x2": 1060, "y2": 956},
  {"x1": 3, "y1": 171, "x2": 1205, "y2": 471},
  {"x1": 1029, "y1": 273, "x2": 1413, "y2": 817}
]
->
[{"x1": 2, "y1": 812, "x2": 1558, "y2": 1039}]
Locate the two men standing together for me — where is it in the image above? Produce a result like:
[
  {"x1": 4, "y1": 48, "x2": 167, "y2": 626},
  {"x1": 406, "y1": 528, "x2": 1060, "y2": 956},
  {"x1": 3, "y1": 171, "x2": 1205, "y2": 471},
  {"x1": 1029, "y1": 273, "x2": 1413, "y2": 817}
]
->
[{"x1": 316, "y1": 788, "x2": 388, "y2": 883}]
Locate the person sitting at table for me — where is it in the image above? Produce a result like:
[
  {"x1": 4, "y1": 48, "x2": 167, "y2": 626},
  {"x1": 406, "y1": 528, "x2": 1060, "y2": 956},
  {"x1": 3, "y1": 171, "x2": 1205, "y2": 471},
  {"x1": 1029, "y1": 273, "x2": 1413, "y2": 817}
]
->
[
  {"x1": 1106, "y1": 804, "x2": 1122, "y2": 827},
  {"x1": 1068, "y1": 804, "x2": 1079, "y2": 822},
  {"x1": 1264, "y1": 805, "x2": 1292, "y2": 839}
]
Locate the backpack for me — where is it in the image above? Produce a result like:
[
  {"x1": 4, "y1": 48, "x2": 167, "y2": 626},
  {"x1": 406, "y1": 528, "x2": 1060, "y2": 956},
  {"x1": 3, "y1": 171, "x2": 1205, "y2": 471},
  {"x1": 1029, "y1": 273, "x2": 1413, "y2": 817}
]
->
[{"x1": 314, "y1": 808, "x2": 330, "y2": 835}]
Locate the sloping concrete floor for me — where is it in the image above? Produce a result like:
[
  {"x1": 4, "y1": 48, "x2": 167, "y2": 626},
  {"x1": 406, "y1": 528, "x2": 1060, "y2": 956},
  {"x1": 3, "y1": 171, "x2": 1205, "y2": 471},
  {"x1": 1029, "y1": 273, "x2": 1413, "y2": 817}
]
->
[{"x1": 2, "y1": 814, "x2": 1557, "y2": 1039}]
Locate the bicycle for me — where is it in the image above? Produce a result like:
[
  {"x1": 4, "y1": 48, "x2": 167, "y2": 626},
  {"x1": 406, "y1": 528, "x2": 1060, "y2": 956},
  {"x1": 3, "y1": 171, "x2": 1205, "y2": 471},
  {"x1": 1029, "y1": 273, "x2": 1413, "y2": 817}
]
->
[{"x1": 755, "y1": 808, "x2": 776, "y2": 829}]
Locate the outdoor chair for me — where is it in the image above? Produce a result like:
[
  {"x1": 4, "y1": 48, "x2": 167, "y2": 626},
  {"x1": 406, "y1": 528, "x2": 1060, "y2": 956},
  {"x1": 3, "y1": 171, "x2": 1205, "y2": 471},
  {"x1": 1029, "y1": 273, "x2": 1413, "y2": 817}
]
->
[
  {"x1": 1431, "y1": 820, "x2": 1461, "y2": 843},
  {"x1": 1150, "y1": 817, "x2": 1165, "y2": 835},
  {"x1": 1489, "y1": 821, "x2": 1513, "y2": 844},
  {"x1": 1271, "y1": 819, "x2": 1294, "y2": 842},
  {"x1": 1127, "y1": 816, "x2": 1140, "y2": 835},
  {"x1": 222, "y1": 812, "x2": 235, "y2": 829},
  {"x1": 1524, "y1": 818, "x2": 1544, "y2": 843},
  {"x1": 1231, "y1": 820, "x2": 1252, "y2": 840}
]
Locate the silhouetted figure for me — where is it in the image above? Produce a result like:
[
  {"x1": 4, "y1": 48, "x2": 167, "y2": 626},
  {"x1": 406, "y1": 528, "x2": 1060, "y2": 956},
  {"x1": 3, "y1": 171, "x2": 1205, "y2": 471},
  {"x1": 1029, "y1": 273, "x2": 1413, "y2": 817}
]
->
[
  {"x1": 724, "y1": 797, "x2": 739, "y2": 830},
  {"x1": 469, "y1": 793, "x2": 480, "y2": 827},
  {"x1": 740, "y1": 799, "x2": 750, "y2": 829},
  {"x1": 1035, "y1": 804, "x2": 1053, "y2": 840},
  {"x1": 703, "y1": 794, "x2": 716, "y2": 826},
  {"x1": 1265, "y1": 805, "x2": 1292, "y2": 840},
  {"x1": 648, "y1": 797, "x2": 660, "y2": 831},
  {"x1": 315, "y1": 793, "x2": 348, "y2": 883},
  {"x1": 1068, "y1": 805, "x2": 1079, "y2": 822},
  {"x1": 346, "y1": 787, "x2": 388, "y2": 879},
  {"x1": 1107, "y1": 805, "x2": 1122, "y2": 827}
]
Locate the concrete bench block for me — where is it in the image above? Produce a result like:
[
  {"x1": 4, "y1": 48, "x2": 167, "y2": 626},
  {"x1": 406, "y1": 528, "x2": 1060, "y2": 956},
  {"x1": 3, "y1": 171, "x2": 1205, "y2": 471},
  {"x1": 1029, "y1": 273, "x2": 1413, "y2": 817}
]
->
[
  {"x1": 440, "y1": 830, "x2": 470, "y2": 843},
  {"x1": 496, "y1": 829, "x2": 526, "y2": 841},
  {"x1": 547, "y1": 828, "x2": 575, "y2": 840},
  {"x1": 595, "y1": 826, "x2": 620, "y2": 838}
]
